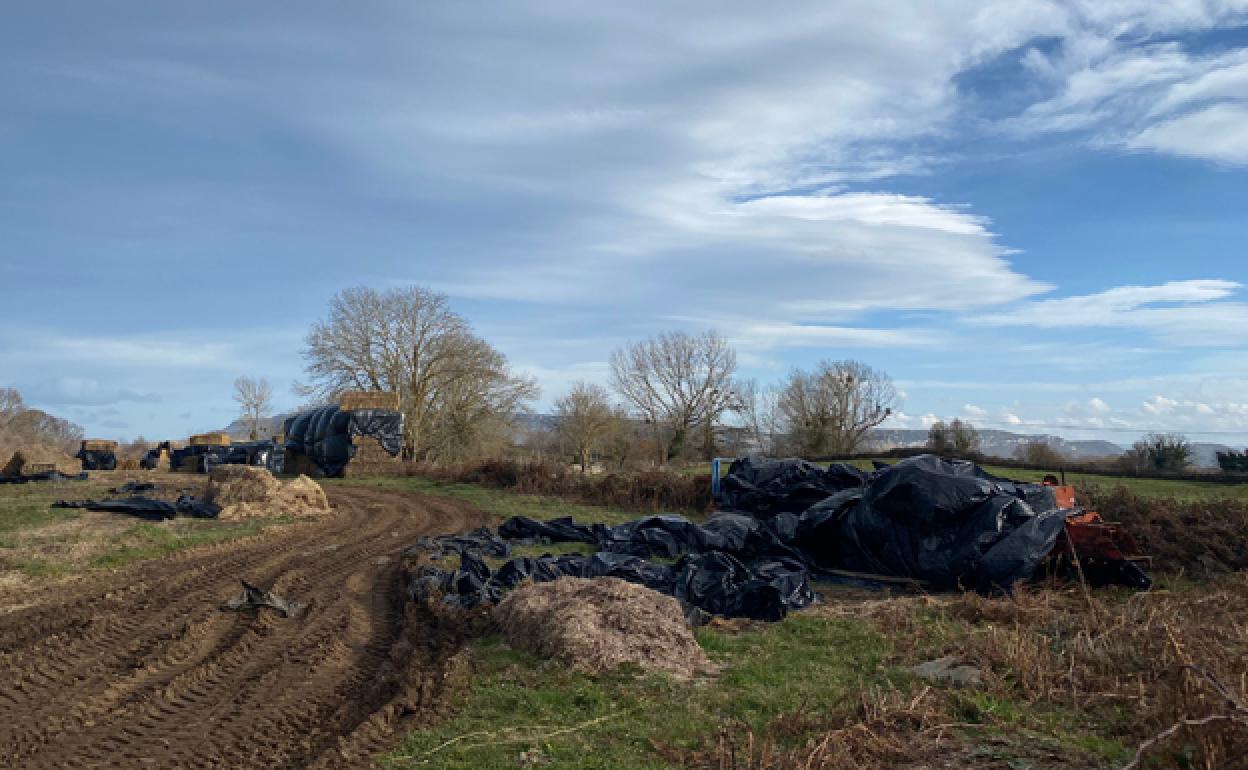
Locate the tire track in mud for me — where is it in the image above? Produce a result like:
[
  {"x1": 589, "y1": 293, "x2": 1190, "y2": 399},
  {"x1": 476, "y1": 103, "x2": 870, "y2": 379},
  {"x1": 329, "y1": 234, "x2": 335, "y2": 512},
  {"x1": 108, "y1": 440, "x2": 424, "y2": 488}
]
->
[{"x1": 0, "y1": 486, "x2": 491, "y2": 769}]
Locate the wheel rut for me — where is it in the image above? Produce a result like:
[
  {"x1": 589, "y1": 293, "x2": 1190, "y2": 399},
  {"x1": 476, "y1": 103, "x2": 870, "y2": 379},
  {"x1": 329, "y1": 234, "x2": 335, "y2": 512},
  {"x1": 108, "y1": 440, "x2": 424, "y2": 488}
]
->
[{"x1": 0, "y1": 486, "x2": 491, "y2": 769}]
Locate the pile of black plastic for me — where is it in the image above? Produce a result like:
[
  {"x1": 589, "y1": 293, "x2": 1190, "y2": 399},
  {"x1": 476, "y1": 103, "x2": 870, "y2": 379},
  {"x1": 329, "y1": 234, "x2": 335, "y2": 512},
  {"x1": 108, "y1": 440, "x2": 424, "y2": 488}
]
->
[
  {"x1": 406, "y1": 454, "x2": 1142, "y2": 622},
  {"x1": 53, "y1": 493, "x2": 219, "y2": 521},
  {"x1": 167, "y1": 439, "x2": 284, "y2": 474},
  {"x1": 407, "y1": 513, "x2": 815, "y2": 621},
  {"x1": 282, "y1": 405, "x2": 403, "y2": 477},
  {"x1": 0, "y1": 470, "x2": 87, "y2": 485}
]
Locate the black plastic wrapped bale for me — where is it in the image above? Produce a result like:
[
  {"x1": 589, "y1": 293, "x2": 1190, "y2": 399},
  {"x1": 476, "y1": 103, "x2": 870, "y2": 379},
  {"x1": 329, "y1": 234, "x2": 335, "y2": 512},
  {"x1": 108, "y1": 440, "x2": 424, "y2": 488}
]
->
[
  {"x1": 830, "y1": 455, "x2": 1068, "y2": 591},
  {"x1": 282, "y1": 404, "x2": 404, "y2": 478},
  {"x1": 224, "y1": 439, "x2": 285, "y2": 474},
  {"x1": 77, "y1": 449, "x2": 117, "y2": 471},
  {"x1": 716, "y1": 456, "x2": 866, "y2": 516},
  {"x1": 170, "y1": 444, "x2": 232, "y2": 474}
]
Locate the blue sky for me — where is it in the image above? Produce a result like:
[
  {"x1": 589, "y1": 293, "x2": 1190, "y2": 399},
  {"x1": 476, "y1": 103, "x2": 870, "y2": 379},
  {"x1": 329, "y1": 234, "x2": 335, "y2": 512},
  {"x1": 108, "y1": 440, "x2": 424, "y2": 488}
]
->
[{"x1": 2, "y1": 1, "x2": 1248, "y2": 447}]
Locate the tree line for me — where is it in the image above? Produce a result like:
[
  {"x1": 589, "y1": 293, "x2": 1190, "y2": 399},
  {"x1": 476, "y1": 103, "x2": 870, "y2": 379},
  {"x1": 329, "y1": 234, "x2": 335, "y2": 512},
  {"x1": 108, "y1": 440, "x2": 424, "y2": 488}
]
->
[
  {"x1": 0, "y1": 387, "x2": 83, "y2": 456},
  {"x1": 297, "y1": 285, "x2": 901, "y2": 468}
]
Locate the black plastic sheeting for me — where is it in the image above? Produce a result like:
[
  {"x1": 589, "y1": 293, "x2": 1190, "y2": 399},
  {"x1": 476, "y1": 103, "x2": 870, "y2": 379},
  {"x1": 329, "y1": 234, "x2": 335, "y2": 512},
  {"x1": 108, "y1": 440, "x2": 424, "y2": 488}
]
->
[
  {"x1": 0, "y1": 471, "x2": 88, "y2": 485},
  {"x1": 77, "y1": 449, "x2": 117, "y2": 471},
  {"x1": 110, "y1": 480, "x2": 157, "y2": 494},
  {"x1": 167, "y1": 439, "x2": 284, "y2": 474},
  {"x1": 720, "y1": 454, "x2": 1072, "y2": 592},
  {"x1": 407, "y1": 454, "x2": 1129, "y2": 622},
  {"x1": 53, "y1": 495, "x2": 220, "y2": 520},
  {"x1": 407, "y1": 512, "x2": 817, "y2": 622},
  {"x1": 716, "y1": 456, "x2": 867, "y2": 516},
  {"x1": 221, "y1": 580, "x2": 305, "y2": 617},
  {"x1": 282, "y1": 405, "x2": 403, "y2": 477}
]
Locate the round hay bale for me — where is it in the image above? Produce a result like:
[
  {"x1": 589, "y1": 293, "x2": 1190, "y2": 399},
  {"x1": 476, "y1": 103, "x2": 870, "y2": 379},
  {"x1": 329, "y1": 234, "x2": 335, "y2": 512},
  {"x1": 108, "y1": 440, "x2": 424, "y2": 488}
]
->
[{"x1": 492, "y1": 577, "x2": 714, "y2": 680}]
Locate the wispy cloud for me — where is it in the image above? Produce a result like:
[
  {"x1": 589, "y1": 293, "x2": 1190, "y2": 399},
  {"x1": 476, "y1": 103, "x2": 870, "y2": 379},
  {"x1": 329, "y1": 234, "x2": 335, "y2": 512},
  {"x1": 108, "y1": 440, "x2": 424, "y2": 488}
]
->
[{"x1": 967, "y1": 280, "x2": 1248, "y2": 346}]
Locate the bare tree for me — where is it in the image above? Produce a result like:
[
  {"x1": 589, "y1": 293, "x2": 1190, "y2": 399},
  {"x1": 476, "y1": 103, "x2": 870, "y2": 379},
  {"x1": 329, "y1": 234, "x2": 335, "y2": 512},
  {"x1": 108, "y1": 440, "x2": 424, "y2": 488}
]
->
[
  {"x1": 777, "y1": 360, "x2": 897, "y2": 457},
  {"x1": 0, "y1": 388, "x2": 85, "y2": 456},
  {"x1": 553, "y1": 382, "x2": 619, "y2": 471},
  {"x1": 737, "y1": 378, "x2": 785, "y2": 456},
  {"x1": 609, "y1": 330, "x2": 737, "y2": 464},
  {"x1": 233, "y1": 376, "x2": 274, "y2": 440},
  {"x1": 302, "y1": 285, "x2": 537, "y2": 462},
  {"x1": 0, "y1": 387, "x2": 23, "y2": 427}
]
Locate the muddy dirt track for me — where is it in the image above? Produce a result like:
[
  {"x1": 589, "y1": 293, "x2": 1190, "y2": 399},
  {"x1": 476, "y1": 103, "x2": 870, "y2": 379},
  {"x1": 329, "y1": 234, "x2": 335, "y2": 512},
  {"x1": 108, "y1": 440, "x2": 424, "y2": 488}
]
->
[{"x1": 0, "y1": 485, "x2": 492, "y2": 769}]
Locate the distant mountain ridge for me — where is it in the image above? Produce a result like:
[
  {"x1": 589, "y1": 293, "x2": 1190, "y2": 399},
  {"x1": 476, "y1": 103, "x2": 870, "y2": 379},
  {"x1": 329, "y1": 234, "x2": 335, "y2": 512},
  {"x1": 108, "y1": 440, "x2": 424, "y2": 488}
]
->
[{"x1": 867, "y1": 429, "x2": 1123, "y2": 461}]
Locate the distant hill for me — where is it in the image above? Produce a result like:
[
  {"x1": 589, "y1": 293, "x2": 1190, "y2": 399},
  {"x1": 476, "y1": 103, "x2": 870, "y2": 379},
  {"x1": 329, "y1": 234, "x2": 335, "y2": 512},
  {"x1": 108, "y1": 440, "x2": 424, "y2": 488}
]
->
[
  {"x1": 220, "y1": 415, "x2": 290, "y2": 441},
  {"x1": 1191, "y1": 442, "x2": 1235, "y2": 469},
  {"x1": 866, "y1": 428, "x2": 1123, "y2": 462}
]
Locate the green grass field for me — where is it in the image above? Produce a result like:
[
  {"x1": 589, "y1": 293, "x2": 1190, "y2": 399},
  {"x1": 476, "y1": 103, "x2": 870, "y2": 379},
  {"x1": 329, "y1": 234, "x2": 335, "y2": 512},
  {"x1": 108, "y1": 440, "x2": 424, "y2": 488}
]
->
[
  {"x1": 381, "y1": 605, "x2": 1133, "y2": 770},
  {"x1": 0, "y1": 478, "x2": 292, "y2": 578}
]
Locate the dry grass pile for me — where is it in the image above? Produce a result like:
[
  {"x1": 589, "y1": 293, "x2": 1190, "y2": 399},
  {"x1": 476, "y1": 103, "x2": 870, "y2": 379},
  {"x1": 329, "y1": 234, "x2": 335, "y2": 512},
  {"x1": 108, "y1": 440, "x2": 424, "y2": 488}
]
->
[
  {"x1": 339, "y1": 390, "x2": 400, "y2": 411},
  {"x1": 1079, "y1": 485, "x2": 1248, "y2": 576},
  {"x1": 188, "y1": 432, "x2": 231, "y2": 447},
  {"x1": 493, "y1": 576, "x2": 713, "y2": 679},
  {"x1": 203, "y1": 465, "x2": 330, "y2": 520},
  {"x1": 411, "y1": 458, "x2": 711, "y2": 514},
  {"x1": 1, "y1": 444, "x2": 81, "y2": 477}
]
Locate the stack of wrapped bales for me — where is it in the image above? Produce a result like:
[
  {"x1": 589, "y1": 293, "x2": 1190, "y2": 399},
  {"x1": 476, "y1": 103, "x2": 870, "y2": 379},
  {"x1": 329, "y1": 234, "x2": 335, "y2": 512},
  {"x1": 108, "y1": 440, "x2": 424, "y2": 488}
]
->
[{"x1": 283, "y1": 391, "x2": 403, "y2": 478}]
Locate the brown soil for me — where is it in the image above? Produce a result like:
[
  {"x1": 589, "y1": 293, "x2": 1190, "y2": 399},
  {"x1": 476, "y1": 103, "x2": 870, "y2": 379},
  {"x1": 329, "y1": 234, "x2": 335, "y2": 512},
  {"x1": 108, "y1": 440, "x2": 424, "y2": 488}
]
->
[
  {"x1": 493, "y1": 576, "x2": 713, "y2": 680},
  {"x1": 0, "y1": 485, "x2": 492, "y2": 769}
]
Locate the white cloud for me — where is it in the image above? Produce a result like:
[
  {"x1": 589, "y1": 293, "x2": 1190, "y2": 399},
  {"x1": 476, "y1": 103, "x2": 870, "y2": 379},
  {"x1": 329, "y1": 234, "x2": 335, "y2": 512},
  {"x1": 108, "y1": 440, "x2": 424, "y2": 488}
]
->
[
  {"x1": 1130, "y1": 103, "x2": 1248, "y2": 164},
  {"x1": 967, "y1": 280, "x2": 1248, "y2": 346},
  {"x1": 1088, "y1": 397, "x2": 1111, "y2": 413},
  {"x1": 964, "y1": 403, "x2": 988, "y2": 417},
  {"x1": 1007, "y1": 36, "x2": 1248, "y2": 165}
]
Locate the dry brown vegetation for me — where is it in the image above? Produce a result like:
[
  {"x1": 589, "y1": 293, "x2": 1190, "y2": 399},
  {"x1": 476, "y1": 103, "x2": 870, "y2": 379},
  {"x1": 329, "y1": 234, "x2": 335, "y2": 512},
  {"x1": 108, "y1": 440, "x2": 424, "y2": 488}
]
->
[
  {"x1": 1079, "y1": 484, "x2": 1248, "y2": 575},
  {"x1": 406, "y1": 458, "x2": 712, "y2": 514},
  {"x1": 674, "y1": 577, "x2": 1248, "y2": 770}
]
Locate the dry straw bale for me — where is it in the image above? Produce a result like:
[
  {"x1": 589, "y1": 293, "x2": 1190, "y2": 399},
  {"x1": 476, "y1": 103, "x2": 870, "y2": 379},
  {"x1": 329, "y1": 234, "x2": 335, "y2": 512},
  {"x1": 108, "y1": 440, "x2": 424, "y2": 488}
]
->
[
  {"x1": 343, "y1": 440, "x2": 403, "y2": 477},
  {"x1": 339, "y1": 390, "x2": 400, "y2": 411},
  {"x1": 188, "y1": 432, "x2": 231, "y2": 447},
  {"x1": 1, "y1": 444, "x2": 81, "y2": 477},
  {"x1": 203, "y1": 465, "x2": 330, "y2": 520},
  {"x1": 81, "y1": 439, "x2": 118, "y2": 451},
  {"x1": 492, "y1": 576, "x2": 713, "y2": 680}
]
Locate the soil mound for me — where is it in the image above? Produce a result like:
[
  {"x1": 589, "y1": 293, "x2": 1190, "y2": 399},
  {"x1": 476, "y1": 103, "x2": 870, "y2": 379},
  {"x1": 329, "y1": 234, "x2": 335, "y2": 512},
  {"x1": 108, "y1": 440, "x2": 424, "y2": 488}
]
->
[
  {"x1": 203, "y1": 466, "x2": 330, "y2": 520},
  {"x1": 492, "y1": 576, "x2": 712, "y2": 679},
  {"x1": 1, "y1": 444, "x2": 80, "y2": 477}
]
